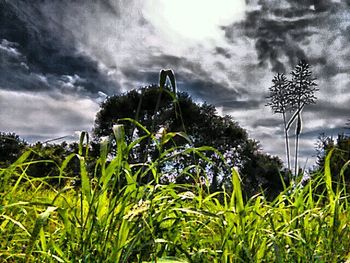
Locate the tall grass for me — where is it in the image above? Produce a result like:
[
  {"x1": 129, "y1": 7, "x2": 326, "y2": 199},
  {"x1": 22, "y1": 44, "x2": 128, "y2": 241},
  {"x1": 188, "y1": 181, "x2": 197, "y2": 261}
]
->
[{"x1": 0, "y1": 120, "x2": 349, "y2": 262}]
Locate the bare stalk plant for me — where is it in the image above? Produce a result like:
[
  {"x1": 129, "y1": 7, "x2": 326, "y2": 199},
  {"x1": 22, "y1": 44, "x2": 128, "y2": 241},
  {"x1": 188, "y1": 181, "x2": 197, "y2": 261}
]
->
[{"x1": 267, "y1": 60, "x2": 318, "y2": 177}]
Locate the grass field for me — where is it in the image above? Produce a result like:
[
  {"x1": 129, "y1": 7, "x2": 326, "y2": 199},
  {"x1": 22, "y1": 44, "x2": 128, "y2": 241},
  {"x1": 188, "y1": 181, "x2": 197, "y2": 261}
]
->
[{"x1": 1, "y1": 126, "x2": 350, "y2": 262}]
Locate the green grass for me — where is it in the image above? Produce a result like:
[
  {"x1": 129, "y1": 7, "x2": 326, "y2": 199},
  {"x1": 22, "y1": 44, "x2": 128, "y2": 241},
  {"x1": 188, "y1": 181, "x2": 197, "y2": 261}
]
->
[{"x1": 0, "y1": 122, "x2": 350, "y2": 262}]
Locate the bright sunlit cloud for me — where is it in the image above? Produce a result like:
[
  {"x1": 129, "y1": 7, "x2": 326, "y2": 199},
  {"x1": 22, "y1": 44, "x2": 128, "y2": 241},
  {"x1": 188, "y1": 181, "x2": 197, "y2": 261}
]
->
[{"x1": 144, "y1": 0, "x2": 246, "y2": 41}]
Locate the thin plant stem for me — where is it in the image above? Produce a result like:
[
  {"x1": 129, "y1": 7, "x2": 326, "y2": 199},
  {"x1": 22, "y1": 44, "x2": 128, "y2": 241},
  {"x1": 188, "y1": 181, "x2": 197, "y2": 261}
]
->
[
  {"x1": 294, "y1": 114, "x2": 301, "y2": 177},
  {"x1": 282, "y1": 112, "x2": 291, "y2": 172}
]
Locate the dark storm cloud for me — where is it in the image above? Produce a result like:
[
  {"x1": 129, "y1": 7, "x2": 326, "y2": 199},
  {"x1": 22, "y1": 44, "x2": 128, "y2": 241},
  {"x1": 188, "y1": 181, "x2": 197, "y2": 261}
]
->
[
  {"x1": 0, "y1": 39, "x2": 103, "y2": 95},
  {"x1": 301, "y1": 126, "x2": 347, "y2": 139},
  {"x1": 252, "y1": 117, "x2": 283, "y2": 129},
  {"x1": 119, "y1": 52, "x2": 243, "y2": 105},
  {"x1": 1, "y1": 0, "x2": 244, "y2": 105},
  {"x1": 0, "y1": 0, "x2": 123, "y2": 142},
  {"x1": 178, "y1": 64, "x2": 243, "y2": 104},
  {"x1": 221, "y1": 99, "x2": 263, "y2": 111},
  {"x1": 0, "y1": 1, "x2": 118, "y2": 96},
  {"x1": 178, "y1": 78, "x2": 236, "y2": 103},
  {"x1": 308, "y1": 100, "x2": 350, "y2": 119},
  {"x1": 120, "y1": 68, "x2": 160, "y2": 88},
  {"x1": 215, "y1": 47, "x2": 232, "y2": 59},
  {"x1": 224, "y1": 0, "x2": 350, "y2": 76},
  {"x1": 0, "y1": 39, "x2": 48, "y2": 91},
  {"x1": 225, "y1": 4, "x2": 311, "y2": 71}
]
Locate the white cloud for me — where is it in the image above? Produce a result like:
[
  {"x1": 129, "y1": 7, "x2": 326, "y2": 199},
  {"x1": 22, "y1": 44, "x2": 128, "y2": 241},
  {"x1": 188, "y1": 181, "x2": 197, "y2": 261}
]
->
[
  {"x1": 0, "y1": 39, "x2": 21, "y2": 57},
  {"x1": 0, "y1": 90, "x2": 99, "y2": 142},
  {"x1": 36, "y1": 0, "x2": 247, "y2": 96},
  {"x1": 144, "y1": 0, "x2": 246, "y2": 42}
]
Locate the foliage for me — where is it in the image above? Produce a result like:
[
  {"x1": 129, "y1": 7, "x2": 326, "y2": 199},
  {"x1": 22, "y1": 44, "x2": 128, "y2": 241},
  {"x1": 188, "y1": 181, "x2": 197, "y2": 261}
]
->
[
  {"x1": 26, "y1": 142, "x2": 69, "y2": 177},
  {"x1": 0, "y1": 127, "x2": 350, "y2": 262},
  {"x1": 22, "y1": 142, "x2": 86, "y2": 187},
  {"x1": 0, "y1": 133, "x2": 88, "y2": 186},
  {"x1": 94, "y1": 85, "x2": 283, "y2": 197},
  {"x1": 0, "y1": 132, "x2": 27, "y2": 167},
  {"x1": 315, "y1": 133, "x2": 350, "y2": 192}
]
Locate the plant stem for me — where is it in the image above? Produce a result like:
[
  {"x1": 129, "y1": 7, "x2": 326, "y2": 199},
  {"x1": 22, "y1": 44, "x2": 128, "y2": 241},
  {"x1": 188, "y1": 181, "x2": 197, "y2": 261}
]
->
[
  {"x1": 295, "y1": 132, "x2": 299, "y2": 177},
  {"x1": 283, "y1": 112, "x2": 291, "y2": 172},
  {"x1": 294, "y1": 114, "x2": 301, "y2": 177}
]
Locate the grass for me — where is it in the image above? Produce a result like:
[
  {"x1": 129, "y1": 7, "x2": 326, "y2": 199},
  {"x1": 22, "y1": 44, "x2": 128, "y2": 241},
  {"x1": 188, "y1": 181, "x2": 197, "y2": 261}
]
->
[{"x1": 0, "y1": 122, "x2": 350, "y2": 262}]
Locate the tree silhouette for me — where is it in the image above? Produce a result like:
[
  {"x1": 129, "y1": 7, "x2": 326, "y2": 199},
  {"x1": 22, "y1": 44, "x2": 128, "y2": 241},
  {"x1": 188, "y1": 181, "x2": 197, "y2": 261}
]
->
[
  {"x1": 94, "y1": 85, "x2": 284, "y2": 197},
  {"x1": 0, "y1": 132, "x2": 27, "y2": 167},
  {"x1": 315, "y1": 133, "x2": 350, "y2": 192}
]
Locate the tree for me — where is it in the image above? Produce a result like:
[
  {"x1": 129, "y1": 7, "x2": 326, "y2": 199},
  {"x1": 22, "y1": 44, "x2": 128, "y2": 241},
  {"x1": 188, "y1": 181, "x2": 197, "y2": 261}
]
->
[
  {"x1": 0, "y1": 132, "x2": 27, "y2": 167},
  {"x1": 25, "y1": 142, "x2": 71, "y2": 185},
  {"x1": 94, "y1": 85, "x2": 284, "y2": 197},
  {"x1": 24, "y1": 141, "x2": 91, "y2": 187},
  {"x1": 315, "y1": 133, "x2": 350, "y2": 192}
]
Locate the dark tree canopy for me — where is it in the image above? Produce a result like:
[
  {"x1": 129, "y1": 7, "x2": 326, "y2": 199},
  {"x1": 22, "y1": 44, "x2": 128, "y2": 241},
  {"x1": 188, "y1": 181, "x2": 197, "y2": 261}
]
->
[
  {"x1": 94, "y1": 85, "x2": 247, "y2": 155},
  {"x1": 26, "y1": 142, "x2": 72, "y2": 181},
  {"x1": 0, "y1": 132, "x2": 81, "y2": 186},
  {"x1": 0, "y1": 132, "x2": 27, "y2": 167},
  {"x1": 315, "y1": 133, "x2": 350, "y2": 184},
  {"x1": 94, "y1": 85, "x2": 285, "y2": 198}
]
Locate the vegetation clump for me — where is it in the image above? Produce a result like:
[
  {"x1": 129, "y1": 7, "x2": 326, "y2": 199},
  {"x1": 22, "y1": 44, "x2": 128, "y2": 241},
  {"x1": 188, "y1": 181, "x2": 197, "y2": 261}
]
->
[{"x1": 0, "y1": 126, "x2": 349, "y2": 262}]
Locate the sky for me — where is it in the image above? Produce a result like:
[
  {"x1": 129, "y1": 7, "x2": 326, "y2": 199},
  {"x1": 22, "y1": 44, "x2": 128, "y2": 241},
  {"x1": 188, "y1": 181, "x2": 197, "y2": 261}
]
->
[{"x1": 1, "y1": 0, "x2": 349, "y2": 168}]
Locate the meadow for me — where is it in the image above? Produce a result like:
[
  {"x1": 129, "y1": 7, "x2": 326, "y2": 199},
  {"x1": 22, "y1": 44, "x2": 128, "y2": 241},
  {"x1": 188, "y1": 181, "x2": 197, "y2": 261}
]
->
[{"x1": 1, "y1": 123, "x2": 350, "y2": 263}]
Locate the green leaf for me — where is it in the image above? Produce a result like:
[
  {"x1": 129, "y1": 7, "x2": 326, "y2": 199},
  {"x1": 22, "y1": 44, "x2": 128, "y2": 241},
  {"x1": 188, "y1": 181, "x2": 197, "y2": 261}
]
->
[
  {"x1": 1, "y1": 214, "x2": 31, "y2": 236},
  {"x1": 340, "y1": 160, "x2": 350, "y2": 180},
  {"x1": 78, "y1": 155, "x2": 91, "y2": 202},
  {"x1": 78, "y1": 131, "x2": 89, "y2": 157},
  {"x1": 26, "y1": 206, "x2": 57, "y2": 260},
  {"x1": 59, "y1": 153, "x2": 77, "y2": 185},
  {"x1": 167, "y1": 69, "x2": 176, "y2": 94},
  {"x1": 159, "y1": 69, "x2": 176, "y2": 93},
  {"x1": 159, "y1": 69, "x2": 167, "y2": 90},
  {"x1": 325, "y1": 148, "x2": 335, "y2": 200},
  {"x1": 9, "y1": 150, "x2": 31, "y2": 168},
  {"x1": 286, "y1": 104, "x2": 304, "y2": 131},
  {"x1": 231, "y1": 167, "x2": 244, "y2": 214}
]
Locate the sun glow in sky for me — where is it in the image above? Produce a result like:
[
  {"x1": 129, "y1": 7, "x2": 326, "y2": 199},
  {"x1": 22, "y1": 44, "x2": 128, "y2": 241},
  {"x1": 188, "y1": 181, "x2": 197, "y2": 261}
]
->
[{"x1": 145, "y1": 0, "x2": 246, "y2": 41}]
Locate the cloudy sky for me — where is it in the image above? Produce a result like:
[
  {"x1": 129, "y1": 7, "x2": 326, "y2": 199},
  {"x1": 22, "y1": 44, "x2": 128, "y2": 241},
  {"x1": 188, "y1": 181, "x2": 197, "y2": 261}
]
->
[{"x1": 1, "y1": 0, "x2": 349, "y2": 168}]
